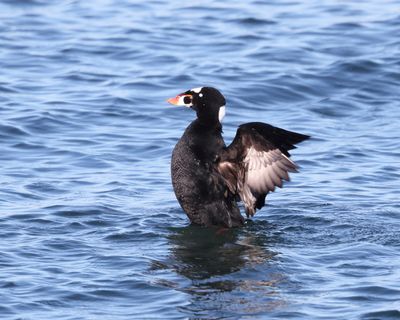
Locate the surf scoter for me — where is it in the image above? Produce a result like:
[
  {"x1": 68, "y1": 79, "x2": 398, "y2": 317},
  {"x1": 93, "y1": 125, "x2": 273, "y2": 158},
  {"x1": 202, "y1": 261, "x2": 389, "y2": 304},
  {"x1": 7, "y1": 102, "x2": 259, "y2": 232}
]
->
[{"x1": 168, "y1": 87, "x2": 309, "y2": 227}]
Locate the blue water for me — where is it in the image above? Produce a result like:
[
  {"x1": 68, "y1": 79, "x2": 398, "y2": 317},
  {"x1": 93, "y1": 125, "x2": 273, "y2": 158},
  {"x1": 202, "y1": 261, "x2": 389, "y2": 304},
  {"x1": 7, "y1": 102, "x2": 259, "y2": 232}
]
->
[{"x1": 1, "y1": 0, "x2": 400, "y2": 319}]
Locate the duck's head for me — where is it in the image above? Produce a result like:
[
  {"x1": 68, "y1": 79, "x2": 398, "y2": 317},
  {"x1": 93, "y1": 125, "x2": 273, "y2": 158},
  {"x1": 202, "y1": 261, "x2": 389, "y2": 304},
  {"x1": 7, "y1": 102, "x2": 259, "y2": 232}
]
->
[{"x1": 167, "y1": 87, "x2": 226, "y2": 123}]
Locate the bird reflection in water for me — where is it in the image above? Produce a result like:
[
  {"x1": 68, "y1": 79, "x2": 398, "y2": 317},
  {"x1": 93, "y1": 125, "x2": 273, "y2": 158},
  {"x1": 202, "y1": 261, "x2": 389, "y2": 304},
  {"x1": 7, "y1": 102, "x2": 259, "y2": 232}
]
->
[{"x1": 151, "y1": 221, "x2": 288, "y2": 316}]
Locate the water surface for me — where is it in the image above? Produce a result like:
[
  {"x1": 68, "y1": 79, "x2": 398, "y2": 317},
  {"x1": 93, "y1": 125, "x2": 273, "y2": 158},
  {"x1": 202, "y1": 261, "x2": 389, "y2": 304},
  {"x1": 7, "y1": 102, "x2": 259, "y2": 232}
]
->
[{"x1": 0, "y1": 0, "x2": 399, "y2": 319}]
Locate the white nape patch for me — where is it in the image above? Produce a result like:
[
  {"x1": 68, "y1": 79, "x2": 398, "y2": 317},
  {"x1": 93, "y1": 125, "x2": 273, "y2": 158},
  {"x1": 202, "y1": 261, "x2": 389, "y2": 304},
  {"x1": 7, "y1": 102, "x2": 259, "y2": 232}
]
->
[
  {"x1": 218, "y1": 105, "x2": 226, "y2": 122},
  {"x1": 191, "y1": 87, "x2": 203, "y2": 93}
]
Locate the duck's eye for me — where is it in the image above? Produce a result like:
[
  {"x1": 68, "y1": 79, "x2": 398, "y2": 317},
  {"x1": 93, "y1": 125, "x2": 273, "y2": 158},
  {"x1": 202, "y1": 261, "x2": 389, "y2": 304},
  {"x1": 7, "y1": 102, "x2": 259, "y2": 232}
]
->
[{"x1": 183, "y1": 96, "x2": 192, "y2": 104}]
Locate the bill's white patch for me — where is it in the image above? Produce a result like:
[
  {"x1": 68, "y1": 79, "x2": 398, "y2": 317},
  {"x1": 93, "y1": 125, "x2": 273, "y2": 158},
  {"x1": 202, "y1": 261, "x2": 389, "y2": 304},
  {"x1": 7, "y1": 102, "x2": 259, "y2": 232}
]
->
[
  {"x1": 177, "y1": 95, "x2": 193, "y2": 108},
  {"x1": 191, "y1": 87, "x2": 203, "y2": 93},
  {"x1": 218, "y1": 105, "x2": 226, "y2": 122}
]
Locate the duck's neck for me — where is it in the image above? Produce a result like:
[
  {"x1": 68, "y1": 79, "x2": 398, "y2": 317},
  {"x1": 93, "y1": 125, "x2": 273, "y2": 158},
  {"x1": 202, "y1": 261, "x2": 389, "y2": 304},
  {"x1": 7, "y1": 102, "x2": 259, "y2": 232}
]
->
[
  {"x1": 194, "y1": 116, "x2": 222, "y2": 133},
  {"x1": 196, "y1": 108, "x2": 222, "y2": 130}
]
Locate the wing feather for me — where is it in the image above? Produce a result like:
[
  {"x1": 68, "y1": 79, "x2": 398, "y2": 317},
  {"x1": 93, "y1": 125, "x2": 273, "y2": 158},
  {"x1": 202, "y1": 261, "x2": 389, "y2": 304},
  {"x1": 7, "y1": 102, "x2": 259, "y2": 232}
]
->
[{"x1": 217, "y1": 122, "x2": 309, "y2": 217}]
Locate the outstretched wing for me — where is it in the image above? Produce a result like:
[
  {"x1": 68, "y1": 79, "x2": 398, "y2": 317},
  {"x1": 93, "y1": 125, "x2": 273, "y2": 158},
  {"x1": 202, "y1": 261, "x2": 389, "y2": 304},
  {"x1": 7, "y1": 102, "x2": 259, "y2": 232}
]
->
[{"x1": 217, "y1": 122, "x2": 310, "y2": 217}]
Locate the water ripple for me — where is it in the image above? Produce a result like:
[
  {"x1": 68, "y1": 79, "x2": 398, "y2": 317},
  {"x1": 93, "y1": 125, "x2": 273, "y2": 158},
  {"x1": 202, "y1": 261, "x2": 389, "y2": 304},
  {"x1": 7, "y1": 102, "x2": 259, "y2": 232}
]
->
[{"x1": 0, "y1": 0, "x2": 399, "y2": 319}]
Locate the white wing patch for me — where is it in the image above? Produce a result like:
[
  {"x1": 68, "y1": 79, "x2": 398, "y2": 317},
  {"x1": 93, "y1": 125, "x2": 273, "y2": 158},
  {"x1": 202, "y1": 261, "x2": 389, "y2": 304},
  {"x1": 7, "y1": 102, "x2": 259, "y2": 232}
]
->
[{"x1": 243, "y1": 147, "x2": 297, "y2": 194}]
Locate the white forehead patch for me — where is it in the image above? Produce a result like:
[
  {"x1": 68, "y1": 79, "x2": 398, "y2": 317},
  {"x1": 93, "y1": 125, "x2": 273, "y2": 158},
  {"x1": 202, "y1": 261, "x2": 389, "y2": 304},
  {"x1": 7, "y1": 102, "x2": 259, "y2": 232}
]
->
[
  {"x1": 218, "y1": 105, "x2": 226, "y2": 122},
  {"x1": 191, "y1": 87, "x2": 203, "y2": 93}
]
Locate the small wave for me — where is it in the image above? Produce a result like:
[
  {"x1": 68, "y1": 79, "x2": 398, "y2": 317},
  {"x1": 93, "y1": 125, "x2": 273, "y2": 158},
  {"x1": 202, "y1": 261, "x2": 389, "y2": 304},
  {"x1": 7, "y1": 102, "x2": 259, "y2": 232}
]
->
[
  {"x1": 229, "y1": 17, "x2": 277, "y2": 26},
  {"x1": 361, "y1": 310, "x2": 400, "y2": 320},
  {"x1": 0, "y1": 124, "x2": 29, "y2": 137}
]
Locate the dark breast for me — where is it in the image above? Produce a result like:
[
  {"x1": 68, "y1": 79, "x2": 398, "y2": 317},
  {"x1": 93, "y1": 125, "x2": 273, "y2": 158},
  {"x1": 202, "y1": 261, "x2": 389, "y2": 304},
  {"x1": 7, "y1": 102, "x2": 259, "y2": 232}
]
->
[{"x1": 171, "y1": 122, "x2": 225, "y2": 224}]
